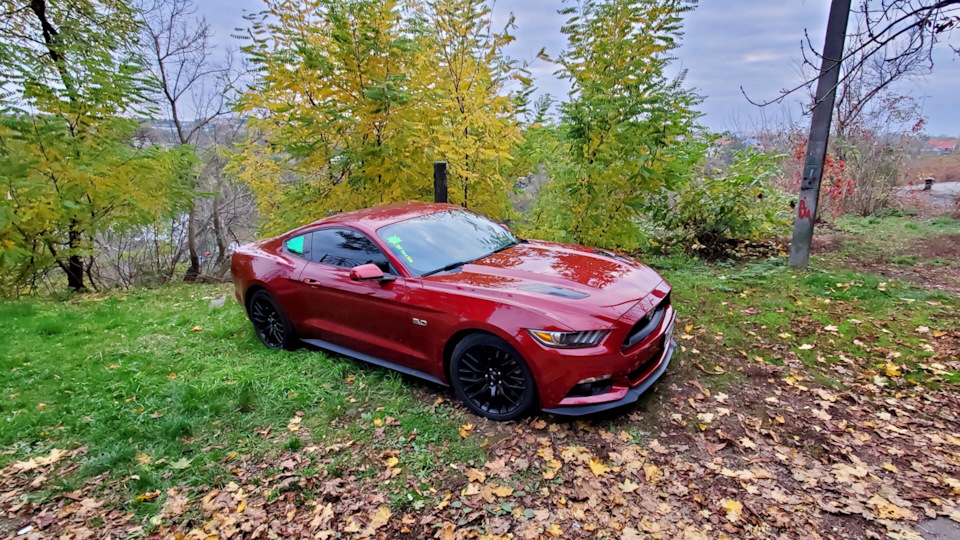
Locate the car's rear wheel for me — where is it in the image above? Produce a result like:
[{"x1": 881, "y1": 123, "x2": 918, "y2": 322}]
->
[
  {"x1": 248, "y1": 290, "x2": 296, "y2": 350},
  {"x1": 450, "y1": 334, "x2": 537, "y2": 421}
]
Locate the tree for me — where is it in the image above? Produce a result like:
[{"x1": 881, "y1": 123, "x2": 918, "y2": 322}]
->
[
  {"x1": 235, "y1": 0, "x2": 431, "y2": 235},
  {"x1": 531, "y1": 0, "x2": 701, "y2": 250},
  {"x1": 139, "y1": 0, "x2": 239, "y2": 282},
  {"x1": 418, "y1": 0, "x2": 528, "y2": 219},
  {"x1": 0, "y1": 0, "x2": 188, "y2": 292},
  {"x1": 751, "y1": 0, "x2": 960, "y2": 111},
  {"x1": 234, "y1": 0, "x2": 534, "y2": 233},
  {"x1": 743, "y1": 0, "x2": 960, "y2": 265}
]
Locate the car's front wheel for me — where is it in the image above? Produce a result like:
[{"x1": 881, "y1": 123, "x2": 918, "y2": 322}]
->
[
  {"x1": 450, "y1": 334, "x2": 537, "y2": 421},
  {"x1": 248, "y1": 289, "x2": 297, "y2": 350}
]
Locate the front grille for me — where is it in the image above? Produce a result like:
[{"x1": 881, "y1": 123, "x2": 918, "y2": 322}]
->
[{"x1": 622, "y1": 292, "x2": 670, "y2": 351}]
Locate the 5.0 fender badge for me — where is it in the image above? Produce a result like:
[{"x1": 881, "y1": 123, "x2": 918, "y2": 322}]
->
[{"x1": 412, "y1": 318, "x2": 428, "y2": 327}]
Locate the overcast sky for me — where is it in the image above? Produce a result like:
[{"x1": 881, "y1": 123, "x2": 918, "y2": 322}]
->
[{"x1": 199, "y1": 0, "x2": 960, "y2": 136}]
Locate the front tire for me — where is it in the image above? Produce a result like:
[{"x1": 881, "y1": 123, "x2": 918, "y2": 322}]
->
[
  {"x1": 248, "y1": 290, "x2": 297, "y2": 350},
  {"x1": 450, "y1": 334, "x2": 537, "y2": 421}
]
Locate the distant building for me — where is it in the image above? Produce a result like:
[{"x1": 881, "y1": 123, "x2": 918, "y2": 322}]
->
[{"x1": 926, "y1": 138, "x2": 957, "y2": 155}]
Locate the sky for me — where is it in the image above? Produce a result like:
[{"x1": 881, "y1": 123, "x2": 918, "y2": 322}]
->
[{"x1": 198, "y1": 0, "x2": 960, "y2": 136}]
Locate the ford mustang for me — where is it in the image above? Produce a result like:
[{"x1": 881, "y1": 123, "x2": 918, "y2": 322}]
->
[{"x1": 231, "y1": 202, "x2": 676, "y2": 420}]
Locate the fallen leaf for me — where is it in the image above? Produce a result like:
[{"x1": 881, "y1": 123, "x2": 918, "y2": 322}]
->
[
  {"x1": 643, "y1": 463, "x2": 662, "y2": 484},
  {"x1": 435, "y1": 493, "x2": 452, "y2": 510},
  {"x1": 368, "y1": 505, "x2": 391, "y2": 530},
  {"x1": 619, "y1": 478, "x2": 640, "y2": 493},
  {"x1": 588, "y1": 458, "x2": 610, "y2": 477},
  {"x1": 466, "y1": 468, "x2": 486, "y2": 483},
  {"x1": 136, "y1": 490, "x2": 161, "y2": 502},
  {"x1": 721, "y1": 498, "x2": 744, "y2": 522},
  {"x1": 886, "y1": 363, "x2": 902, "y2": 378},
  {"x1": 162, "y1": 489, "x2": 189, "y2": 516},
  {"x1": 543, "y1": 459, "x2": 562, "y2": 480}
]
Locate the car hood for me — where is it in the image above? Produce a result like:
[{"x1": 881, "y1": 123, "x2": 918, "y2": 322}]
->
[{"x1": 422, "y1": 240, "x2": 664, "y2": 329}]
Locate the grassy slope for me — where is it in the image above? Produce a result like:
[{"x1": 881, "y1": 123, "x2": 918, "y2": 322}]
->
[
  {"x1": 0, "y1": 285, "x2": 484, "y2": 514},
  {"x1": 1, "y1": 216, "x2": 958, "y2": 526}
]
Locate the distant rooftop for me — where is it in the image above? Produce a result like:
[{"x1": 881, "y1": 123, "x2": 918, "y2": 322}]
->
[{"x1": 927, "y1": 138, "x2": 957, "y2": 150}]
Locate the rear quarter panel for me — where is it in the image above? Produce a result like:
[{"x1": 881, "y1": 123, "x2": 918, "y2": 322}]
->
[{"x1": 231, "y1": 239, "x2": 309, "y2": 327}]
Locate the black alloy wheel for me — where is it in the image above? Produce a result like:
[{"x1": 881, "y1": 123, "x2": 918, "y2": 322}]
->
[
  {"x1": 248, "y1": 290, "x2": 296, "y2": 350},
  {"x1": 451, "y1": 334, "x2": 537, "y2": 421}
]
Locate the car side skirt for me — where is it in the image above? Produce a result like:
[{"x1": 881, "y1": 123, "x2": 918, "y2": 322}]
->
[
  {"x1": 541, "y1": 340, "x2": 676, "y2": 416},
  {"x1": 301, "y1": 339, "x2": 447, "y2": 387}
]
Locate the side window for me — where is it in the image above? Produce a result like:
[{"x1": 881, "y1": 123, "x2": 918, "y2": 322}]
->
[
  {"x1": 285, "y1": 233, "x2": 312, "y2": 259},
  {"x1": 311, "y1": 228, "x2": 395, "y2": 274}
]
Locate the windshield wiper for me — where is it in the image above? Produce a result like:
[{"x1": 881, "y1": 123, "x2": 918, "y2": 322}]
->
[
  {"x1": 421, "y1": 260, "x2": 472, "y2": 277},
  {"x1": 421, "y1": 240, "x2": 518, "y2": 277}
]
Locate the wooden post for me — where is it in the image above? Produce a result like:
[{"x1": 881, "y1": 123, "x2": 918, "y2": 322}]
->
[
  {"x1": 788, "y1": 0, "x2": 852, "y2": 267},
  {"x1": 434, "y1": 162, "x2": 448, "y2": 203}
]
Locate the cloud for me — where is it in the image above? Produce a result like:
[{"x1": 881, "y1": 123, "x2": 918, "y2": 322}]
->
[{"x1": 741, "y1": 52, "x2": 790, "y2": 64}]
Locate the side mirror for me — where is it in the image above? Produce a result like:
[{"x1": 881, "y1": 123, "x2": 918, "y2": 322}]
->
[
  {"x1": 350, "y1": 263, "x2": 395, "y2": 283},
  {"x1": 500, "y1": 223, "x2": 511, "y2": 233}
]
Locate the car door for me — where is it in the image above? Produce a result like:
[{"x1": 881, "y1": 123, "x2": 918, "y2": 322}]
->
[{"x1": 293, "y1": 227, "x2": 424, "y2": 369}]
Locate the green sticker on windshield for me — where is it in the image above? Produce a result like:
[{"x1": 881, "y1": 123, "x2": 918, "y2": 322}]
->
[
  {"x1": 286, "y1": 236, "x2": 304, "y2": 254},
  {"x1": 385, "y1": 234, "x2": 413, "y2": 263}
]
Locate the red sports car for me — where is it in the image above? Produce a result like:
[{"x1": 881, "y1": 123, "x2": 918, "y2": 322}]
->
[{"x1": 231, "y1": 202, "x2": 676, "y2": 420}]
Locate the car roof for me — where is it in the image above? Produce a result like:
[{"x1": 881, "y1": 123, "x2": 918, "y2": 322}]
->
[{"x1": 310, "y1": 201, "x2": 463, "y2": 231}]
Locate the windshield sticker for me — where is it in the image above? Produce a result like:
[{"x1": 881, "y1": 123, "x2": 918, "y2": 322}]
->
[{"x1": 386, "y1": 234, "x2": 414, "y2": 264}]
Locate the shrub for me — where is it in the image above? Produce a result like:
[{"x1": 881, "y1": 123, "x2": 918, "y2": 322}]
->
[{"x1": 646, "y1": 147, "x2": 789, "y2": 255}]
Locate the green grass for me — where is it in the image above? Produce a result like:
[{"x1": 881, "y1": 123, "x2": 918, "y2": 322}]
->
[
  {"x1": 0, "y1": 284, "x2": 483, "y2": 512},
  {"x1": 2, "y1": 236, "x2": 958, "y2": 515},
  {"x1": 833, "y1": 215, "x2": 960, "y2": 257},
  {"x1": 646, "y1": 254, "x2": 958, "y2": 390}
]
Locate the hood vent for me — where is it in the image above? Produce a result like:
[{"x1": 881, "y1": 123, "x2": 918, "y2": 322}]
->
[{"x1": 519, "y1": 284, "x2": 589, "y2": 299}]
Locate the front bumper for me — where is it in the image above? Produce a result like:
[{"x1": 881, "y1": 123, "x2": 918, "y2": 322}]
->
[
  {"x1": 542, "y1": 337, "x2": 676, "y2": 416},
  {"x1": 526, "y1": 289, "x2": 676, "y2": 414}
]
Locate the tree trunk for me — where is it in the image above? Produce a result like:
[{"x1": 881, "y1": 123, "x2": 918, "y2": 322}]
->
[
  {"x1": 212, "y1": 196, "x2": 229, "y2": 273},
  {"x1": 66, "y1": 220, "x2": 84, "y2": 291},
  {"x1": 183, "y1": 205, "x2": 201, "y2": 282}
]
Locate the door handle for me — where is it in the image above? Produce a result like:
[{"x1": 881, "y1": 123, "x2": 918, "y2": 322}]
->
[{"x1": 302, "y1": 278, "x2": 320, "y2": 286}]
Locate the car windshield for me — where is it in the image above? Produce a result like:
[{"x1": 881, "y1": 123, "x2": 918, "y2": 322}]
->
[{"x1": 376, "y1": 210, "x2": 518, "y2": 276}]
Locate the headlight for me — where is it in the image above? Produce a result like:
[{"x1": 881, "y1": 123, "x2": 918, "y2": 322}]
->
[{"x1": 527, "y1": 329, "x2": 609, "y2": 348}]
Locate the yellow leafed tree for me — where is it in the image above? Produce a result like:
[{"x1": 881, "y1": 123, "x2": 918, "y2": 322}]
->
[
  {"x1": 417, "y1": 0, "x2": 527, "y2": 219},
  {"x1": 233, "y1": 0, "x2": 529, "y2": 234}
]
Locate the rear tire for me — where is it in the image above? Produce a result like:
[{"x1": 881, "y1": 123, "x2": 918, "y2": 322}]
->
[
  {"x1": 248, "y1": 290, "x2": 297, "y2": 350},
  {"x1": 450, "y1": 334, "x2": 537, "y2": 421}
]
